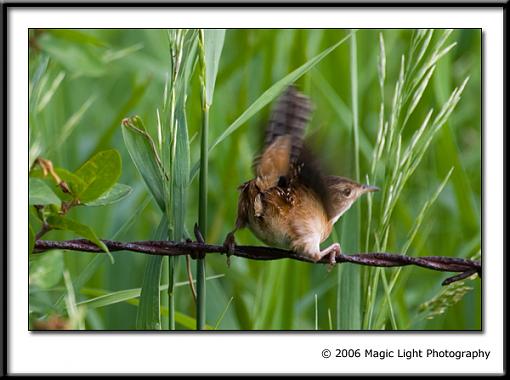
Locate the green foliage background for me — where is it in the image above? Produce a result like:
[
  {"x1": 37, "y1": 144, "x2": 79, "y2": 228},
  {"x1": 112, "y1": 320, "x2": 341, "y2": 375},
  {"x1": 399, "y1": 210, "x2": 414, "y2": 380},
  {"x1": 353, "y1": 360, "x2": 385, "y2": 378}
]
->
[{"x1": 29, "y1": 29, "x2": 481, "y2": 330}]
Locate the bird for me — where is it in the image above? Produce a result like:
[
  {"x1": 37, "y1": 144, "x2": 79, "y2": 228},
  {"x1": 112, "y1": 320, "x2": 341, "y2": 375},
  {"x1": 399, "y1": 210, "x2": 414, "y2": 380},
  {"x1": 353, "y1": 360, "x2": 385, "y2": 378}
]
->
[{"x1": 224, "y1": 85, "x2": 379, "y2": 266}]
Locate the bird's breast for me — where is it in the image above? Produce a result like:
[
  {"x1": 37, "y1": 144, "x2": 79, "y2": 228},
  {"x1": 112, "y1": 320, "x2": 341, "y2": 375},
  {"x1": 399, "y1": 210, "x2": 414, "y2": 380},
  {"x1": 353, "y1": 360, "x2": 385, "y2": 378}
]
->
[
  {"x1": 245, "y1": 187, "x2": 292, "y2": 248},
  {"x1": 245, "y1": 183, "x2": 332, "y2": 249}
]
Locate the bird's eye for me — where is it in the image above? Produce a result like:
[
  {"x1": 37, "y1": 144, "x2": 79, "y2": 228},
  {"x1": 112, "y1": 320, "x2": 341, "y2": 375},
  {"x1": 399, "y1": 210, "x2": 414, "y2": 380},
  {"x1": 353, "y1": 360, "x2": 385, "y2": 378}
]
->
[{"x1": 343, "y1": 188, "x2": 352, "y2": 197}]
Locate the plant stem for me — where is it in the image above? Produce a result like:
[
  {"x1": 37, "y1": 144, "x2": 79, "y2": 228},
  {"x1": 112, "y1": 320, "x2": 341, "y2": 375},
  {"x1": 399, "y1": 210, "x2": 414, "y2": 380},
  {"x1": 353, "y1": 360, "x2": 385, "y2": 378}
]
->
[
  {"x1": 168, "y1": 256, "x2": 176, "y2": 330},
  {"x1": 197, "y1": 30, "x2": 208, "y2": 330},
  {"x1": 161, "y1": 257, "x2": 169, "y2": 329},
  {"x1": 342, "y1": 29, "x2": 362, "y2": 329},
  {"x1": 350, "y1": 31, "x2": 360, "y2": 183},
  {"x1": 167, "y1": 76, "x2": 176, "y2": 332},
  {"x1": 197, "y1": 105, "x2": 208, "y2": 330},
  {"x1": 350, "y1": 30, "x2": 361, "y2": 249}
]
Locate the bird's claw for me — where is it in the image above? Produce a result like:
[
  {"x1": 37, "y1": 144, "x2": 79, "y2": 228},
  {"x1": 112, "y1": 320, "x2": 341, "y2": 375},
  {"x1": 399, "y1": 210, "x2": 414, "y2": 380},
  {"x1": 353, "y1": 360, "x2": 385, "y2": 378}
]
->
[
  {"x1": 223, "y1": 231, "x2": 236, "y2": 267},
  {"x1": 326, "y1": 256, "x2": 337, "y2": 272},
  {"x1": 326, "y1": 243, "x2": 341, "y2": 272}
]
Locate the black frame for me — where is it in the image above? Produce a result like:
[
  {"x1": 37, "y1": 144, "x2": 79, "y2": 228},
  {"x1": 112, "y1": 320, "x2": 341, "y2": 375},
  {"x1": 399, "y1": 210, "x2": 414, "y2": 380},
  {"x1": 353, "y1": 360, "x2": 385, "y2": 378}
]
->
[{"x1": 2, "y1": 0, "x2": 506, "y2": 376}]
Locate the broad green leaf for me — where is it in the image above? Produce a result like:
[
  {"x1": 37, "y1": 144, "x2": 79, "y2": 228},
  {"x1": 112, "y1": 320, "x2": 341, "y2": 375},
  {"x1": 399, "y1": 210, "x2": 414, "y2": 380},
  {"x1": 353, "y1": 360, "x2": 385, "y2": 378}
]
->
[
  {"x1": 54, "y1": 168, "x2": 87, "y2": 199},
  {"x1": 122, "y1": 116, "x2": 167, "y2": 211},
  {"x1": 46, "y1": 215, "x2": 113, "y2": 263},
  {"x1": 30, "y1": 250, "x2": 64, "y2": 289},
  {"x1": 74, "y1": 149, "x2": 121, "y2": 203},
  {"x1": 203, "y1": 29, "x2": 226, "y2": 106},
  {"x1": 190, "y1": 32, "x2": 353, "y2": 180},
  {"x1": 29, "y1": 224, "x2": 35, "y2": 255},
  {"x1": 29, "y1": 178, "x2": 61, "y2": 205},
  {"x1": 136, "y1": 215, "x2": 167, "y2": 330},
  {"x1": 85, "y1": 183, "x2": 132, "y2": 206}
]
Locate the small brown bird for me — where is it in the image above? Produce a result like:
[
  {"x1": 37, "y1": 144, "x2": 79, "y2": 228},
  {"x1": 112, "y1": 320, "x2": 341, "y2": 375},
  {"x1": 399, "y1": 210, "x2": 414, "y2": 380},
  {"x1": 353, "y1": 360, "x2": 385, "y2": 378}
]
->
[{"x1": 225, "y1": 86, "x2": 378, "y2": 265}]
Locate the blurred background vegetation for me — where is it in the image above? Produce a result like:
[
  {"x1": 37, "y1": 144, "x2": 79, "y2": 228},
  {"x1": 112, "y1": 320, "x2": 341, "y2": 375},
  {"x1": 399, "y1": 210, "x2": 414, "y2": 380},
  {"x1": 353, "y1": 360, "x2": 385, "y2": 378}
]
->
[{"x1": 29, "y1": 29, "x2": 481, "y2": 330}]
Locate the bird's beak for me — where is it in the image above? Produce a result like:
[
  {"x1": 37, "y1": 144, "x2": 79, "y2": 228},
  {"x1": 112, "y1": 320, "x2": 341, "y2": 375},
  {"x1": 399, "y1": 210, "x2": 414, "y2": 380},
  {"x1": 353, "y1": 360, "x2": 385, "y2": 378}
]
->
[{"x1": 362, "y1": 184, "x2": 380, "y2": 193}]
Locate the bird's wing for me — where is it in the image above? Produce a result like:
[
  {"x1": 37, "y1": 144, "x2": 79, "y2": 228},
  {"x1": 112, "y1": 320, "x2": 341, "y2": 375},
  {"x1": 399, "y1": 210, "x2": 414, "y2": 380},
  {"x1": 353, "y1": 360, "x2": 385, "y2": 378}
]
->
[
  {"x1": 254, "y1": 85, "x2": 312, "y2": 191},
  {"x1": 295, "y1": 146, "x2": 335, "y2": 219},
  {"x1": 253, "y1": 85, "x2": 334, "y2": 219}
]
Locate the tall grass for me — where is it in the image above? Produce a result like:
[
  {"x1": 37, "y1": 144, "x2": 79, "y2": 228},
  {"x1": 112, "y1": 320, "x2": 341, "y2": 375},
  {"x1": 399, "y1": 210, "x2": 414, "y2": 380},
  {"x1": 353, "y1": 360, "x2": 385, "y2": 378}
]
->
[
  {"x1": 363, "y1": 30, "x2": 470, "y2": 330},
  {"x1": 28, "y1": 29, "x2": 481, "y2": 330},
  {"x1": 164, "y1": 29, "x2": 197, "y2": 329}
]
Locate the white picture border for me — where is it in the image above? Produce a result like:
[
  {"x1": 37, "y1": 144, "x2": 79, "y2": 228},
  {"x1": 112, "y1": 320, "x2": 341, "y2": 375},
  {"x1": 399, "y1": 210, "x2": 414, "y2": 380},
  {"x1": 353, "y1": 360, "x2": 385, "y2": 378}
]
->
[{"x1": 8, "y1": 6, "x2": 504, "y2": 375}]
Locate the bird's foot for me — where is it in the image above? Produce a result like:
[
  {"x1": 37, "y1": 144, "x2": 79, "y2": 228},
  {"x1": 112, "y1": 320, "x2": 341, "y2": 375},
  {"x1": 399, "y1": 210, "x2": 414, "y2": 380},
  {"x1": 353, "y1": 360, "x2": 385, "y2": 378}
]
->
[
  {"x1": 223, "y1": 231, "x2": 237, "y2": 267},
  {"x1": 315, "y1": 243, "x2": 341, "y2": 272}
]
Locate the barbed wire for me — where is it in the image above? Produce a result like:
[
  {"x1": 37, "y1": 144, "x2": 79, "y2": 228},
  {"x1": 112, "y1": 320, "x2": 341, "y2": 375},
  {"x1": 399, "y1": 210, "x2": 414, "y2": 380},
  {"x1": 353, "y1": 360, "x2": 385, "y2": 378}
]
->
[{"x1": 34, "y1": 234, "x2": 481, "y2": 287}]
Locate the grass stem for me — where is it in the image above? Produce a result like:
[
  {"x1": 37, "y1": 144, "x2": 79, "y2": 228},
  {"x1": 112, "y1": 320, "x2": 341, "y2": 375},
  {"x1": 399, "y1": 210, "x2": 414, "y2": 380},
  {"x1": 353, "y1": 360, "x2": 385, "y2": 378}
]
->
[{"x1": 197, "y1": 30, "x2": 208, "y2": 330}]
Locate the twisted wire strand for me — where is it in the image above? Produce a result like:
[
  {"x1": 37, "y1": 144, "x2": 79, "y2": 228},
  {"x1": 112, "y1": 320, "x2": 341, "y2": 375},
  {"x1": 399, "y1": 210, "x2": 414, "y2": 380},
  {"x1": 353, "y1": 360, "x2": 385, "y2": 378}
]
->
[{"x1": 33, "y1": 238, "x2": 481, "y2": 286}]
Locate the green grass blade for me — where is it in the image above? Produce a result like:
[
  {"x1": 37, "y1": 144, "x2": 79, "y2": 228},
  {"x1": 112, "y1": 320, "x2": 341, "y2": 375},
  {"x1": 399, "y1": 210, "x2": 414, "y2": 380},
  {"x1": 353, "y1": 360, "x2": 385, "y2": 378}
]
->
[
  {"x1": 47, "y1": 95, "x2": 95, "y2": 155},
  {"x1": 214, "y1": 296, "x2": 234, "y2": 330},
  {"x1": 36, "y1": 71, "x2": 65, "y2": 112},
  {"x1": 76, "y1": 275, "x2": 225, "y2": 309},
  {"x1": 196, "y1": 30, "x2": 209, "y2": 330},
  {"x1": 336, "y1": 30, "x2": 362, "y2": 331},
  {"x1": 314, "y1": 294, "x2": 318, "y2": 330},
  {"x1": 350, "y1": 31, "x2": 360, "y2": 182},
  {"x1": 195, "y1": 31, "x2": 353, "y2": 177},
  {"x1": 337, "y1": 265, "x2": 361, "y2": 330},
  {"x1": 193, "y1": 28, "x2": 225, "y2": 330},
  {"x1": 168, "y1": 103, "x2": 191, "y2": 330},
  {"x1": 373, "y1": 168, "x2": 455, "y2": 329},
  {"x1": 136, "y1": 215, "x2": 168, "y2": 330},
  {"x1": 122, "y1": 116, "x2": 167, "y2": 211},
  {"x1": 170, "y1": 104, "x2": 190, "y2": 243},
  {"x1": 203, "y1": 29, "x2": 226, "y2": 107},
  {"x1": 78, "y1": 293, "x2": 215, "y2": 330},
  {"x1": 165, "y1": 29, "x2": 198, "y2": 330}
]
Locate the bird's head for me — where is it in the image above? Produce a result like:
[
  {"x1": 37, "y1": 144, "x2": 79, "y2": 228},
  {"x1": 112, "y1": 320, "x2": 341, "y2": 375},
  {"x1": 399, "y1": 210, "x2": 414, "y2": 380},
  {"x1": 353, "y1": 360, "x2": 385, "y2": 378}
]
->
[{"x1": 326, "y1": 176, "x2": 379, "y2": 223}]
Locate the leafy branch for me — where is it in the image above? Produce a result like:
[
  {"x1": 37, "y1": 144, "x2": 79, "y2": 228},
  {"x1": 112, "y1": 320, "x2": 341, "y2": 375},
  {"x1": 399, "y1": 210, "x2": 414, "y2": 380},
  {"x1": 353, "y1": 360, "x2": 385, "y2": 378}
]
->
[{"x1": 29, "y1": 151, "x2": 132, "y2": 263}]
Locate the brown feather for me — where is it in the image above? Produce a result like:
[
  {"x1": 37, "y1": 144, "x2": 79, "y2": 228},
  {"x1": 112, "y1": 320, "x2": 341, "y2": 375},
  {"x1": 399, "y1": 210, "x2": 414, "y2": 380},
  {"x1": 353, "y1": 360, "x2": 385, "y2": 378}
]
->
[{"x1": 254, "y1": 85, "x2": 312, "y2": 185}]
